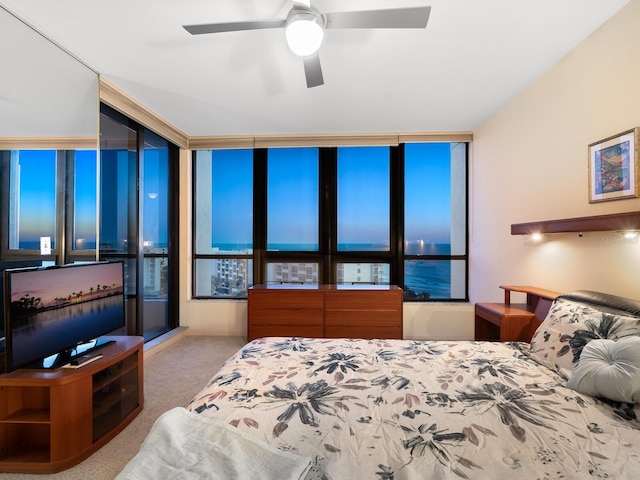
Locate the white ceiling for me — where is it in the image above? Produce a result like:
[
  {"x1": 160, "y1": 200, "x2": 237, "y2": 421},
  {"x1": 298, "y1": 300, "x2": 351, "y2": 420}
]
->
[{"x1": 1, "y1": 0, "x2": 630, "y2": 137}]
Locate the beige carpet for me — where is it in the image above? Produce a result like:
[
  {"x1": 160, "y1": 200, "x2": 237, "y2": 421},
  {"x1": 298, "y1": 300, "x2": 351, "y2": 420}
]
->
[{"x1": 1, "y1": 335, "x2": 247, "y2": 480}]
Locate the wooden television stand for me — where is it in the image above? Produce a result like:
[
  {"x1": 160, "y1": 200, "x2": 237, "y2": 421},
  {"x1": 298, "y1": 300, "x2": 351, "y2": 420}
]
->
[
  {"x1": 0, "y1": 336, "x2": 144, "y2": 474},
  {"x1": 475, "y1": 286, "x2": 561, "y2": 342}
]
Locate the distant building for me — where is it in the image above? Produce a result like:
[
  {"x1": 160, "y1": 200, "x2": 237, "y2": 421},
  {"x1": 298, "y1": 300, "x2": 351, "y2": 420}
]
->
[
  {"x1": 143, "y1": 245, "x2": 168, "y2": 296},
  {"x1": 337, "y1": 263, "x2": 390, "y2": 284},
  {"x1": 266, "y1": 263, "x2": 318, "y2": 284}
]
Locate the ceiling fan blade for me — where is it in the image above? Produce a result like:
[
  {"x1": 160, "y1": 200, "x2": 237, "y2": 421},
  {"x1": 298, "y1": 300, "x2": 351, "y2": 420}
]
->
[
  {"x1": 293, "y1": 0, "x2": 311, "y2": 7},
  {"x1": 303, "y1": 53, "x2": 324, "y2": 88},
  {"x1": 183, "y1": 19, "x2": 286, "y2": 35},
  {"x1": 324, "y1": 6, "x2": 431, "y2": 29}
]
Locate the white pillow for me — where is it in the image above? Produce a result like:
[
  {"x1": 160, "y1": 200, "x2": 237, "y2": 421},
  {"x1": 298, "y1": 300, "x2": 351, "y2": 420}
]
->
[
  {"x1": 566, "y1": 336, "x2": 640, "y2": 403},
  {"x1": 530, "y1": 298, "x2": 640, "y2": 379}
]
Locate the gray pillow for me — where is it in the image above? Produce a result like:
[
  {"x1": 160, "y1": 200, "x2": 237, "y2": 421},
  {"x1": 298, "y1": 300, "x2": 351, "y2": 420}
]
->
[
  {"x1": 530, "y1": 298, "x2": 640, "y2": 379},
  {"x1": 566, "y1": 336, "x2": 640, "y2": 403}
]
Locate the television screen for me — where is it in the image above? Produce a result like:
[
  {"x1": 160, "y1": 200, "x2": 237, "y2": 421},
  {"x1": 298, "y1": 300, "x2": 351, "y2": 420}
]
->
[
  {"x1": 3, "y1": 261, "x2": 125, "y2": 372},
  {"x1": 0, "y1": 260, "x2": 43, "y2": 372}
]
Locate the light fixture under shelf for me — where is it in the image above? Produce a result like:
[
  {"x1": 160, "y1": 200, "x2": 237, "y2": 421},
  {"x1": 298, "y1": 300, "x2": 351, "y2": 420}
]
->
[{"x1": 511, "y1": 211, "x2": 640, "y2": 235}]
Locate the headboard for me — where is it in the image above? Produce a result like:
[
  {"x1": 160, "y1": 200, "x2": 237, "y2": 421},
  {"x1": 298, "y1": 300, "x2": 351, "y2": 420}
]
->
[
  {"x1": 526, "y1": 289, "x2": 640, "y2": 341},
  {"x1": 557, "y1": 290, "x2": 640, "y2": 318}
]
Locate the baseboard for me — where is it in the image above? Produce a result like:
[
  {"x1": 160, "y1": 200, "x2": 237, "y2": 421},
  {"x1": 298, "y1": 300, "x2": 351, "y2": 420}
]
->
[
  {"x1": 183, "y1": 329, "x2": 247, "y2": 341},
  {"x1": 143, "y1": 327, "x2": 189, "y2": 360}
]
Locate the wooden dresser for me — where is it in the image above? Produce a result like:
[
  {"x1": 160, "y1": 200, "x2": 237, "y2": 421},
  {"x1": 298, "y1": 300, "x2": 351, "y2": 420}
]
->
[{"x1": 247, "y1": 284, "x2": 403, "y2": 341}]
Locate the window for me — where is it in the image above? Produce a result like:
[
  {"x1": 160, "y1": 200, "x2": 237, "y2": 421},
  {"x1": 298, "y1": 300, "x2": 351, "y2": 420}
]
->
[
  {"x1": 72, "y1": 150, "x2": 98, "y2": 252},
  {"x1": 267, "y1": 148, "x2": 319, "y2": 252},
  {"x1": 1, "y1": 148, "x2": 97, "y2": 265},
  {"x1": 193, "y1": 142, "x2": 468, "y2": 301},
  {"x1": 337, "y1": 146, "x2": 390, "y2": 251},
  {"x1": 403, "y1": 143, "x2": 467, "y2": 299},
  {"x1": 263, "y1": 147, "x2": 321, "y2": 285},
  {"x1": 198, "y1": 149, "x2": 253, "y2": 255},
  {"x1": 194, "y1": 149, "x2": 253, "y2": 297},
  {"x1": 8, "y1": 150, "x2": 57, "y2": 250}
]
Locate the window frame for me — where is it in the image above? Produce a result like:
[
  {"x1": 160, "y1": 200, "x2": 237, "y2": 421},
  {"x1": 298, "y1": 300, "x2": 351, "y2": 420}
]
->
[{"x1": 192, "y1": 143, "x2": 469, "y2": 302}]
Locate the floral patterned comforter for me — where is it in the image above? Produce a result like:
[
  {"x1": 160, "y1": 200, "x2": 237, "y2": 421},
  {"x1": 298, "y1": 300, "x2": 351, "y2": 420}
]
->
[{"x1": 186, "y1": 337, "x2": 640, "y2": 479}]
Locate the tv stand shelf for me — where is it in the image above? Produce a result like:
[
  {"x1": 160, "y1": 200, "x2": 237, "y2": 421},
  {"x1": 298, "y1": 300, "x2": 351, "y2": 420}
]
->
[
  {"x1": 0, "y1": 336, "x2": 143, "y2": 474},
  {"x1": 2, "y1": 408, "x2": 50, "y2": 423}
]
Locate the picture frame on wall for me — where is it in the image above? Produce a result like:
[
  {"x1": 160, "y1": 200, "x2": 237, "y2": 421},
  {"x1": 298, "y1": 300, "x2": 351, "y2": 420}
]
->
[{"x1": 588, "y1": 127, "x2": 640, "y2": 203}]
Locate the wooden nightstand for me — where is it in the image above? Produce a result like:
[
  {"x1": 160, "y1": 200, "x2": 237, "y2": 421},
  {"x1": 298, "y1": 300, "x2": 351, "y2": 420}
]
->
[{"x1": 475, "y1": 286, "x2": 561, "y2": 342}]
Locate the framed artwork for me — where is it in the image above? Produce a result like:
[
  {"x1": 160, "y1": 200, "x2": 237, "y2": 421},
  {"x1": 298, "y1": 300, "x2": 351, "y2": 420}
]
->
[{"x1": 588, "y1": 128, "x2": 640, "y2": 203}]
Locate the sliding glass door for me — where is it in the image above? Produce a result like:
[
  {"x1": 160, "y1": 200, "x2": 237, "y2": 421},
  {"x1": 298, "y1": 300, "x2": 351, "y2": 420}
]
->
[
  {"x1": 141, "y1": 130, "x2": 171, "y2": 340},
  {"x1": 99, "y1": 104, "x2": 178, "y2": 341}
]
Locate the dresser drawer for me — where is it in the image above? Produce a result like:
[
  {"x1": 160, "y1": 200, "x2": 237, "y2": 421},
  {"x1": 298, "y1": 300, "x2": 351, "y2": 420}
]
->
[
  {"x1": 325, "y1": 290, "x2": 402, "y2": 311},
  {"x1": 325, "y1": 325, "x2": 401, "y2": 339},
  {"x1": 248, "y1": 291, "x2": 323, "y2": 326}
]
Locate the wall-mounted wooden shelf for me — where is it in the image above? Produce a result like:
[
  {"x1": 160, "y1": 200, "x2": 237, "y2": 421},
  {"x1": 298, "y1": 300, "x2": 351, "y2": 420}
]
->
[{"x1": 511, "y1": 211, "x2": 640, "y2": 235}]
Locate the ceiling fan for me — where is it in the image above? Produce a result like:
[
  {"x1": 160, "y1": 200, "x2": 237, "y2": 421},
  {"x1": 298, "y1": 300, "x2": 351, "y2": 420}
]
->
[{"x1": 183, "y1": 1, "x2": 431, "y2": 88}]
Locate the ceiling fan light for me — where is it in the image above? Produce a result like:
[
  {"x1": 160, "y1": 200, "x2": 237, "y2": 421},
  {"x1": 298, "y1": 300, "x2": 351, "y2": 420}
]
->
[{"x1": 285, "y1": 18, "x2": 324, "y2": 57}]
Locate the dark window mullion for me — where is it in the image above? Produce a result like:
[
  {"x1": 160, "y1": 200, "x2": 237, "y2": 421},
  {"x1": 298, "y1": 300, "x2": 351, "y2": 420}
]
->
[
  {"x1": 391, "y1": 144, "x2": 404, "y2": 289},
  {"x1": 190, "y1": 150, "x2": 199, "y2": 292},
  {"x1": 0, "y1": 151, "x2": 8, "y2": 259},
  {"x1": 253, "y1": 149, "x2": 267, "y2": 285},
  {"x1": 464, "y1": 142, "x2": 470, "y2": 301},
  {"x1": 167, "y1": 141, "x2": 180, "y2": 328},
  {"x1": 319, "y1": 148, "x2": 336, "y2": 283},
  {"x1": 135, "y1": 125, "x2": 144, "y2": 337},
  {"x1": 55, "y1": 150, "x2": 67, "y2": 264},
  {"x1": 63, "y1": 150, "x2": 75, "y2": 264}
]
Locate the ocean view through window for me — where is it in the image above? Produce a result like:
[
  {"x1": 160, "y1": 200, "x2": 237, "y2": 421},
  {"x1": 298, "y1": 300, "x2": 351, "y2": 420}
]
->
[
  {"x1": 192, "y1": 142, "x2": 468, "y2": 301},
  {"x1": 194, "y1": 149, "x2": 254, "y2": 297},
  {"x1": 403, "y1": 142, "x2": 466, "y2": 299}
]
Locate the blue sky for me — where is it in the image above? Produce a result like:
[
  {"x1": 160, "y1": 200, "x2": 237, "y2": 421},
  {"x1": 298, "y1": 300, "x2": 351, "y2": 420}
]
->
[
  {"x1": 143, "y1": 148, "x2": 169, "y2": 247},
  {"x1": 16, "y1": 144, "x2": 452, "y2": 250},
  {"x1": 74, "y1": 150, "x2": 98, "y2": 243},
  {"x1": 17, "y1": 148, "x2": 168, "y2": 248},
  {"x1": 14, "y1": 150, "x2": 57, "y2": 244},
  {"x1": 337, "y1": 146, "x2": 390, "y2": 247},
  {"x1": 404, "y1": 142, "x2": 451, "y2": 244},
  {"x1": 268, "y1": 147, "x2": 319, "y2": 246},
  {"x1": 17, "y1": 150, "x2": 97, "y2": 246},
  {"x1": 210, "y1": 143, "x2": 452, "y2": 248},
  {"x1": 211, "y1": 149, "x2": 254, "y2": 247}
]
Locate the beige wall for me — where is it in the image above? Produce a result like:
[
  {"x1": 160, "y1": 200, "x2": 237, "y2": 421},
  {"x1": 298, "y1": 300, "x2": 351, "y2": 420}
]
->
[
  {"x1": 178, "y1": 0, "x2": 640, "y2": 339},
  {"x1": 471, "y1": 0, "x2": 640, "y2": 303}
]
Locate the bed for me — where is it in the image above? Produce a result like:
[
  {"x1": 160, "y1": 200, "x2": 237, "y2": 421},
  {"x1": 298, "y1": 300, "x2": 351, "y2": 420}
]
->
[{"x1": 118, "y1": 290, "x2": 640, "y2": 479}]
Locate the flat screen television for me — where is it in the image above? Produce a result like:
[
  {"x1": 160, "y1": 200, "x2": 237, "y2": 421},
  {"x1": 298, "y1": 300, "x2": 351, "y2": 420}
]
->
[
  {"x1": 2, "y1": 261, "x2": 125, "y2": 372},
  {"x1": 0, "y1": 260, "x2": 43, "y2": 372}
]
